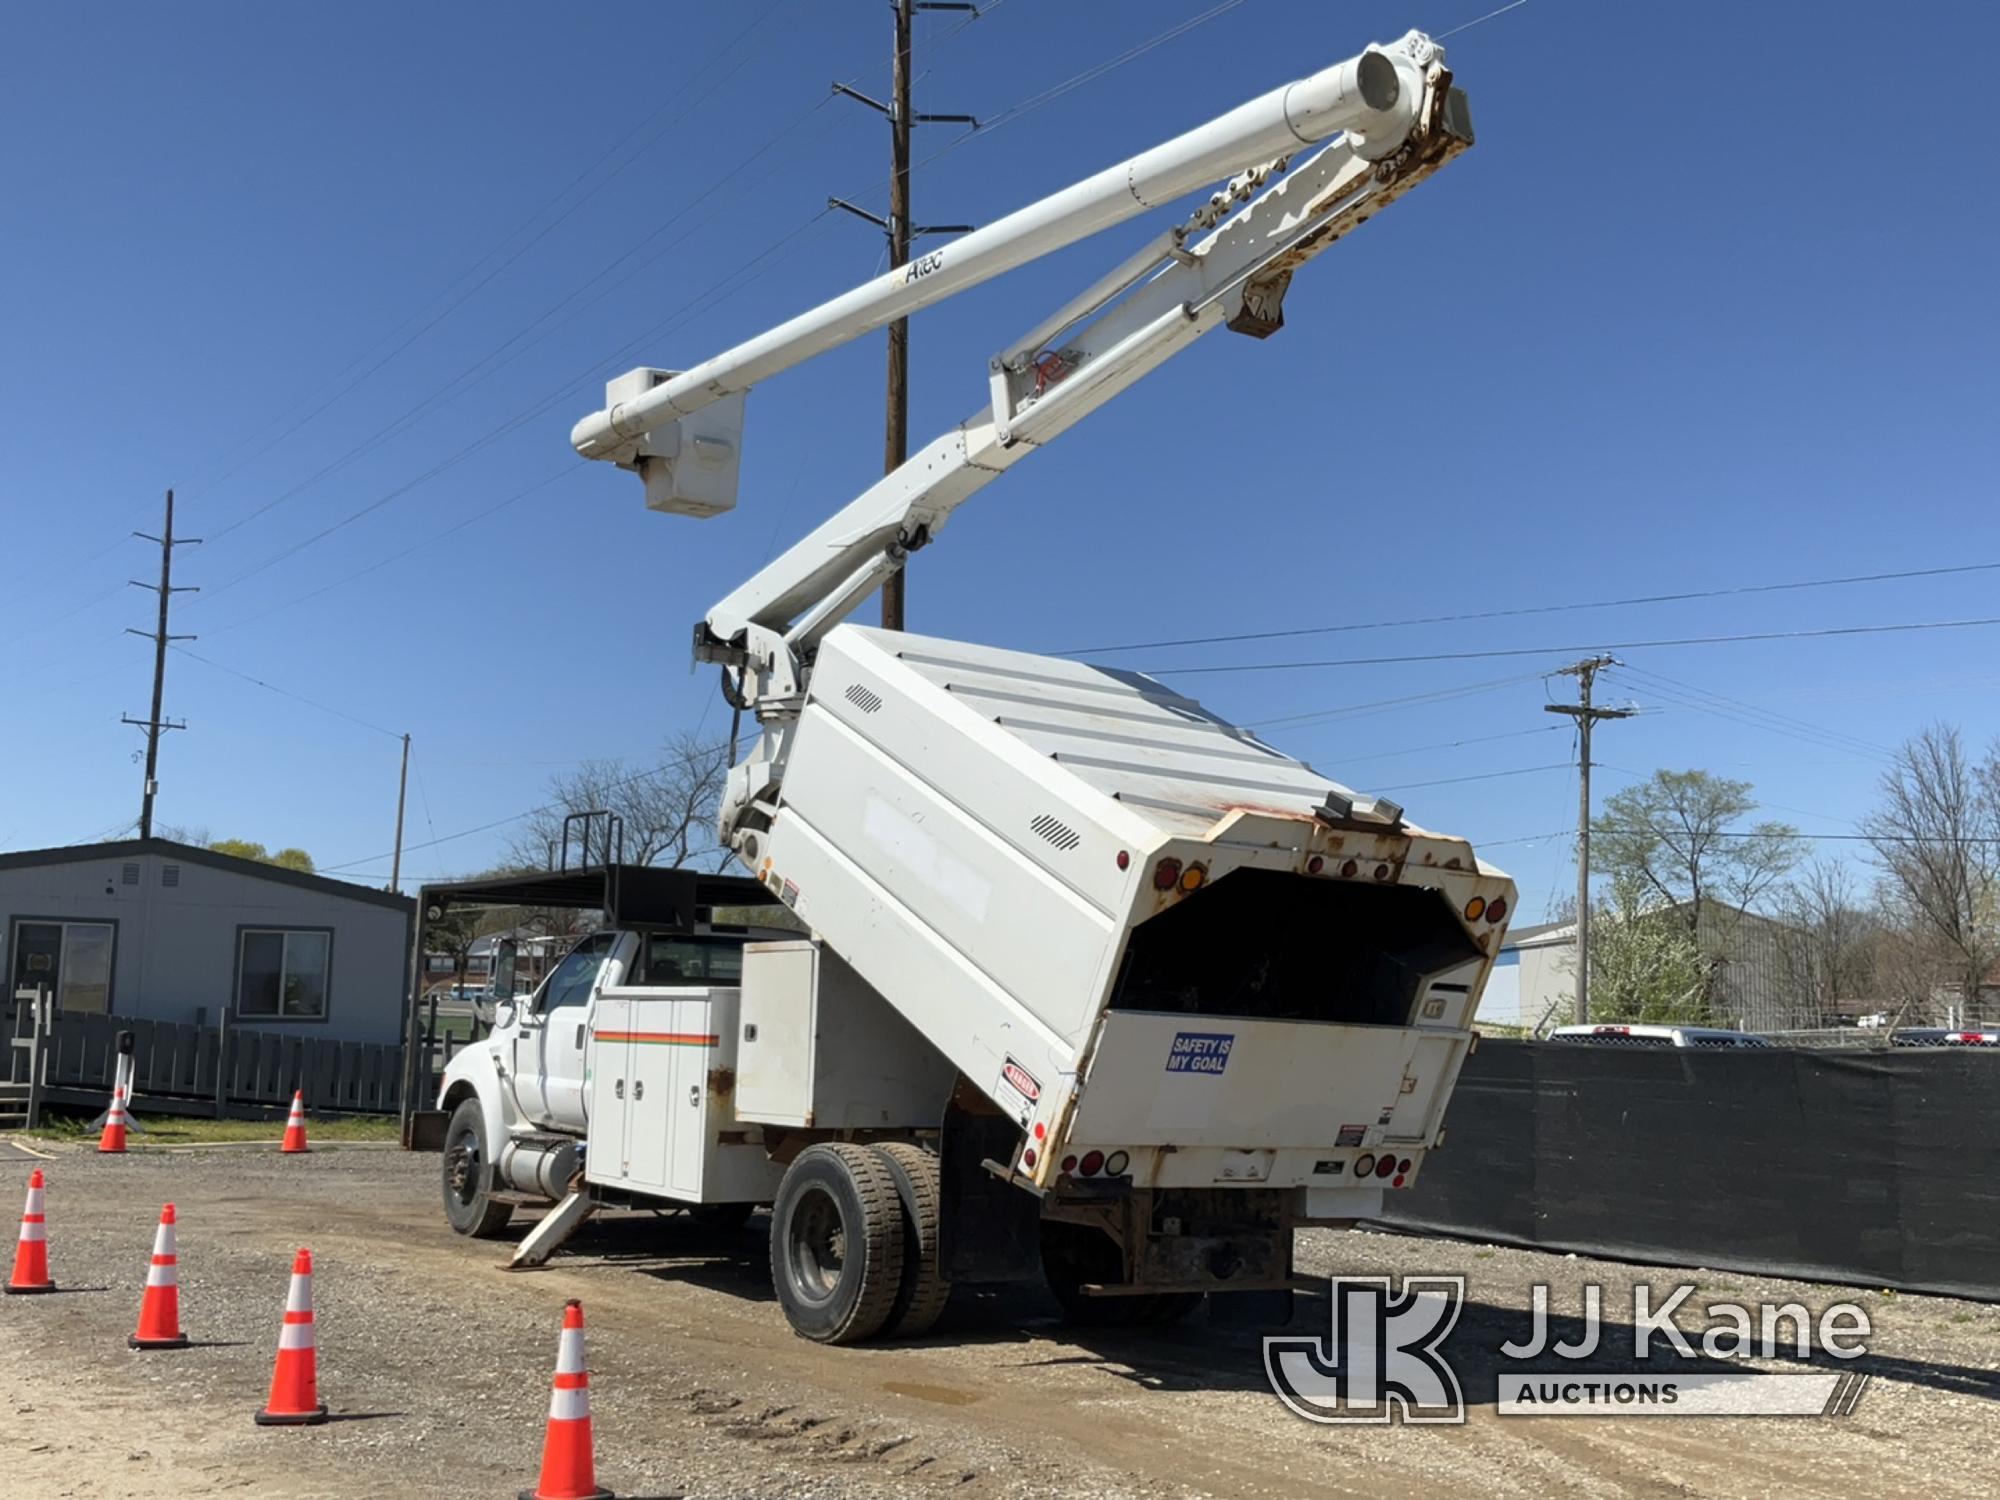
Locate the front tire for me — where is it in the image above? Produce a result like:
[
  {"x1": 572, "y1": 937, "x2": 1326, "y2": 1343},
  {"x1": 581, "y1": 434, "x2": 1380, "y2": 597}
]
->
[
  {"x1": 769, "y1": 1143, "x2": 905, "y2": 1344},
  {"x1": 440, "y1": 1098, "x2": 512, "y2": 1239}
]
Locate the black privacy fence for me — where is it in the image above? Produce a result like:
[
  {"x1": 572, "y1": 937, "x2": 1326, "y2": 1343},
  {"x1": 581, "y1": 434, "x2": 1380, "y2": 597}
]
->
[{"x1": 1382, "y1": 1040, "x2": 2000, "y2": 1302}]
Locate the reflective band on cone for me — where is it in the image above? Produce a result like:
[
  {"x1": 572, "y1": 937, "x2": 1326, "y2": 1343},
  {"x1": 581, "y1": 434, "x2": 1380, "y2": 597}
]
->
[
  {"x1": 98, "y1": 1088, "x2": 130, "y2": 1154},
  {"x1": 254, "y1": 1248, "x2": 328, "y2": 1426},
  {"x1": 6, "y1": 1169, "x2": 55, "y2": 1294},
  {"x1": 520, "y1": 1300, "x2": 613, "y2": 1500},
  {"x1": 279, "y1": 1092, "x2": 310, "y2": 1155},
  {"x1": 130, "y1": 1203, "x2": 189, "y2": 1349}
]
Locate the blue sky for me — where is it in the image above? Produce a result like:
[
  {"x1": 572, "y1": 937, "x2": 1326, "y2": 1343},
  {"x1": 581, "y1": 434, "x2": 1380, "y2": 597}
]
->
[{"x1": 4, "y1": 1, "x2": 1997, "y2": 919}]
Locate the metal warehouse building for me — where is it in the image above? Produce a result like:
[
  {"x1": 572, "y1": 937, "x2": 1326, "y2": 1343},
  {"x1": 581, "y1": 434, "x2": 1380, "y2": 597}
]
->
[{"x1": 0, "y1": 838, "x2": 414, "y2": 1046}]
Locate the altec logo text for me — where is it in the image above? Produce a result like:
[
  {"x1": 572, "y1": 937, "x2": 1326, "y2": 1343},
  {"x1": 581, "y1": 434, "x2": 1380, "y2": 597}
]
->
[{"x1": 1265, "y1": 1277, "x2": 1873, "y2": 1424}]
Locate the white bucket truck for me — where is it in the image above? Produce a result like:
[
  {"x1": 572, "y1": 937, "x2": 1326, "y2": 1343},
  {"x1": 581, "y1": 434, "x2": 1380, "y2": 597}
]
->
[{"x1": 431, "y1": 28, "x2": 1516, "y2": 1343}]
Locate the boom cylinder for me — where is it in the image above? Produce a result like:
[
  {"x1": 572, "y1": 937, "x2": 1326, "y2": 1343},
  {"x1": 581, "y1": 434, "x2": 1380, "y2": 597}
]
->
[{"x1": 571, "y1": 38, "x2": 1428, "y2": 463}]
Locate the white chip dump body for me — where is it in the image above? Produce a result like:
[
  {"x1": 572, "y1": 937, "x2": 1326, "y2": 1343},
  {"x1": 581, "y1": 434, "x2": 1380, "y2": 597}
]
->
[{"x1": 755, "y1": 624, "x2": 1515, "y2": 1195}]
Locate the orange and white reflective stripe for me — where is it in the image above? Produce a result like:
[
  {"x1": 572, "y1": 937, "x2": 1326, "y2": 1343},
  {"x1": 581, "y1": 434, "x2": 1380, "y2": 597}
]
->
[
  {"x1": 18, "y1": 1179, "x2": 45, "y2": 1243},
  {"x1": 278, "y1": 1267, "x2": 316, "y2": 1349},
  {"x1": 548, "y1": 1320, "x2": 591, "y2": 1421},
  {"x1": 147, "y1": 1212, "x2": 178, "y2": 1287}
]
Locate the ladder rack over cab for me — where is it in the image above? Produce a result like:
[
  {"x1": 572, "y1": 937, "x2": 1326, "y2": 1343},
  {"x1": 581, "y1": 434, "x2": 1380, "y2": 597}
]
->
[{"x1": 443, "y1": 27, "x2": 1514, "y2": 1344}]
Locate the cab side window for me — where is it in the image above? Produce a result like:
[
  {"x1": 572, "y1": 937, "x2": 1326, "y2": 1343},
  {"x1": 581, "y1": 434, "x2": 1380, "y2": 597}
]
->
[{"x1": 539, "y1": 934, "x2": 615, "y2": 1014}]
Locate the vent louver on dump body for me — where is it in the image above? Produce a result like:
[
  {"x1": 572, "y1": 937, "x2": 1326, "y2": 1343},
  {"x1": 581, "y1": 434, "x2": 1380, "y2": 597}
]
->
[
  {"x1": 121, "y1": 863, "x2": 140, "y2": 886},
  {"x1": 161, "y1": 865, "x2": 180, "y2": 887},
  {"x1": 1030, "y1": 813, "x2": 1082, "y2": 852},
  {"x1": 844, "y1": 683, "x2": 884, "y2": 714}
]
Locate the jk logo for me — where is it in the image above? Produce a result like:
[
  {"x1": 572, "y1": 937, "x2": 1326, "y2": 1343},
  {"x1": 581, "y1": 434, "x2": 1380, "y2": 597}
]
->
[{"x1": 1264, "y1": 1275, "x2": 1466, "y2": 1424}]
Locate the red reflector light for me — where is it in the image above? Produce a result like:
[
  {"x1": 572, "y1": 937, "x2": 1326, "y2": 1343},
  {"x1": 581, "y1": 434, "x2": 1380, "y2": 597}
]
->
[
  {"x1": 1022, "y1": 1147, "x2": 1037, "y2": 1169},
  {"x1": 1033, "y1": 1122, "x2": 1045, "y2": 1140},
  {"x1": 1307, "y1": 855, "x2": 1325, "y2": 875},
  {"x1": 1340, "y1": 859, "x2": 1358, "y2": 878},
  {"x1": 1153, "y1": 858, "x2": 1182, "y2": 891},
  {"x1": 1061, "y1": 1155, "x2": 1077, "y2": 1173},
  {"x1": 1356, "y1": 1153, "x2": 1376, "y2": 1177},
  {"x1": 1373, "y1": 863, "x2": 1391, "y2": 881},
  {"x1": 1375, "y1": 1154, "x2": 1397, "y2": 1179},
  {"x1": 1079, "y1": 1150, "x2": 1105, "y2": 1176},
  {"x1": 1486, "y1": 897, "x2": 1508, "y2": 923},
  {"x1": 1392, "y1": 1174, "x2": 1406, "y2": 1188},
  {"x1": 1116, "y1": 850, "x2": 1130, "y2": 870}
]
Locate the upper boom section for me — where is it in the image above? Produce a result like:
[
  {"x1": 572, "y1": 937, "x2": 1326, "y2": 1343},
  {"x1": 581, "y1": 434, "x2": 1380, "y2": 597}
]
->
[{"x1": 569, "y1": 39, "x2": 1424, "y2": 473}]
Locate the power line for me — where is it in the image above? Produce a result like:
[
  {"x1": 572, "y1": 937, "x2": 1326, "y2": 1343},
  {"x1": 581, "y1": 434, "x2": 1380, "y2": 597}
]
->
[
  {"x1": 1061, "y1": 559, "x2": 2000, "y2": 657},
  {"x1": 1372, "y1": 762, "x2": 1574, "y2": 793},
  {"x1": 1293, "y1": 724, "x2": 1566, "y2": 763},
  {"x1": 1609, "y1": 663, "x2": 1893, "y2": 761},
  {"x1": 1141, "y1": 614, "x2": 2000, "y2": 674},
  {"x1": 1243, "y1": 671, "x2": 1549, "y2": 730},
  {"x1": 169, "y1": 645, "x2": 403, "y2": 741}
]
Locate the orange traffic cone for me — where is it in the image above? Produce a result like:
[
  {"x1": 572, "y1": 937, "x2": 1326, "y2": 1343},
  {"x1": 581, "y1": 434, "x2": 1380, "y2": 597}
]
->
[
  {"x1": 279, "y1": 1092, "x2": 310, "y2": 1154},
  {"x1": 520, "y1": 1300, "x2": 613, "y2": 1500},
  {"x1": 5, "y1": 1169, "x2": 55, "y2": 1294},
  {"x1": 98, "y1": 1087, "x2": 131, "y2": 1153},
  {"x1": 129, "y1": 1203, "x2": 189, "y2": 1349},
  {"x1": 254, "y1": 1248, "x2": 328, "y2": 1426}
]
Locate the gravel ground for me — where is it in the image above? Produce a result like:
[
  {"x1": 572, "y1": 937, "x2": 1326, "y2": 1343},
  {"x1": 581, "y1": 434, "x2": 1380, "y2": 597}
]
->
[{"x1": 0, "y1": 1142, "x2": 1994, "y2": 1498}]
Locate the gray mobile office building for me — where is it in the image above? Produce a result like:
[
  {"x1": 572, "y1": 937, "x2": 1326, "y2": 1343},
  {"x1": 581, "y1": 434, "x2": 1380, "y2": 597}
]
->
[{"x1": 0, "y1": 838, "x2": 414, "y2": 1046}]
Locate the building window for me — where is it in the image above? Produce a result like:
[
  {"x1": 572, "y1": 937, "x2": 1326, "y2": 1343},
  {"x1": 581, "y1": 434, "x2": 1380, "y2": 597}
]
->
[
  {"x1": 8, "y1": 920, "x2": 116, "y2": 1014},
  {"x1": 237, "y1": 929, "x2": 331, "y2": 1021}
]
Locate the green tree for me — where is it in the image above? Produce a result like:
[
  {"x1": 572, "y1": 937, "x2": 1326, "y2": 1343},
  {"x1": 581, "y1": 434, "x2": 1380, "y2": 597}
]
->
[
  {"x1": 207, "y1": 838, "x2": 316, "y2": 872},
  {"x1": 1586, "y1": 874, "x2": 1712, "y2": 1024},
  {"x1": 1593, "y1": 769, "x2": 1802, "y2": 945}
]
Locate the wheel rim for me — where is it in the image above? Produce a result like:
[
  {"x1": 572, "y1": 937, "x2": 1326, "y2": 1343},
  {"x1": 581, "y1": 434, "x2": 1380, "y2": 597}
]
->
[
  {"x1": 787, "y1": 1185, "x2": 846, "y2": 1304},
  {"x1": 445, "y1": 1129, "x2": 481, "y2": 1206}
]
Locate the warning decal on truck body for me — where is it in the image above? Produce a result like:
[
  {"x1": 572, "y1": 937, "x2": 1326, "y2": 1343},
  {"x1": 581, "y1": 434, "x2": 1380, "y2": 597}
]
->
[
  {"x1": 994, "y1": 1056, "x2": 1041, "y2": 1124},
  {"x1": 1166, "y1": 1031, "x2": 1235, "y2": 1075}
]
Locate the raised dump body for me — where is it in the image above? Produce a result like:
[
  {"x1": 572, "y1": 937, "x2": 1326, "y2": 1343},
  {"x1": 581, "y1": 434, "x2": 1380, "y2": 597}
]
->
[{"x1": 755, "y1": 624, "x2": 1515, "y2": 1207}]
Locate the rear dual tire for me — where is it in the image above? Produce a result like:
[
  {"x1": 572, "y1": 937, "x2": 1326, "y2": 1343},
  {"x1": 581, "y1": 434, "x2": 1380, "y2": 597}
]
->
[{"x1": 769, "y1": 1142, "x2": 951, "y2": 1344}]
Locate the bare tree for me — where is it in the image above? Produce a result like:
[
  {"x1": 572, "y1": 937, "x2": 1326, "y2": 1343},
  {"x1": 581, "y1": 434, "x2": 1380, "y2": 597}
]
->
[
  {"x1": 1863, "y1": 724, "x2": 2000, "y2": 1018},
  {"x1": 508, "y1": 731, "x2": 732, "y2": 873},
  {"x1": 1772, "y1": 858, "x2": 1876, "y2": 1026}
]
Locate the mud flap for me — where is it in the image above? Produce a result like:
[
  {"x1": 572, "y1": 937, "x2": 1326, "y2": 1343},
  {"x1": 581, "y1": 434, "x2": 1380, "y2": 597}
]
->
[{"x1": 937, "y1": 1077, "x2": 1040, "y2": 1283}]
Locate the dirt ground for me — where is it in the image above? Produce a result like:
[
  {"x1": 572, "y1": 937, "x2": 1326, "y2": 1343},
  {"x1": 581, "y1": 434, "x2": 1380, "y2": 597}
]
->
[{"x1": 0, "y1": 1142, "x2": 1994, "y2": 1499}]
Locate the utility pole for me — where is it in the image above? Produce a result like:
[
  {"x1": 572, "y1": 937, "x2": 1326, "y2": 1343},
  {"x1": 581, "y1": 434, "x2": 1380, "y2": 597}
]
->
[
  {"x1": 122, "y1": 490, "x2": 200, "y2": 839},
  {"x1": 1545, "y1": 656, "x2": 1635, "y2": 1025},
  {"x1": 389, "y1": 733, "x2": 411, "y2": 894},
  {"x1": 829, "y1": 0, "x2": 978, "y2": 630}
]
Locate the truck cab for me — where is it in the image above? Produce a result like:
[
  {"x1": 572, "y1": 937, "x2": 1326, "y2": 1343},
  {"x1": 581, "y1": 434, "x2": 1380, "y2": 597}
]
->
[{"x1": 418, "y1": 864, "x2": 800, "y2": 1236}]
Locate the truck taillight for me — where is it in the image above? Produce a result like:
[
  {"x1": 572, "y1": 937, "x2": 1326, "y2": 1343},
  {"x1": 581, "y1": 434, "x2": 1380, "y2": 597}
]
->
[
  {"x1": 1486, "y1": 897, "x2": 1508, "y2": 923},
  {"x1": 1061, "y1": 1155, "x2": 1078, "y2": 1173},
  {"x1": 1079, "y1": 1150, "x2": 1105, "y2": 1176},
  {"x1": 1375, "y1": 1155, "x2": 1397, "y2": 1179},
  {"x1": 1152, "y1": 858, "x2": 1182, "y2": 891}
]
